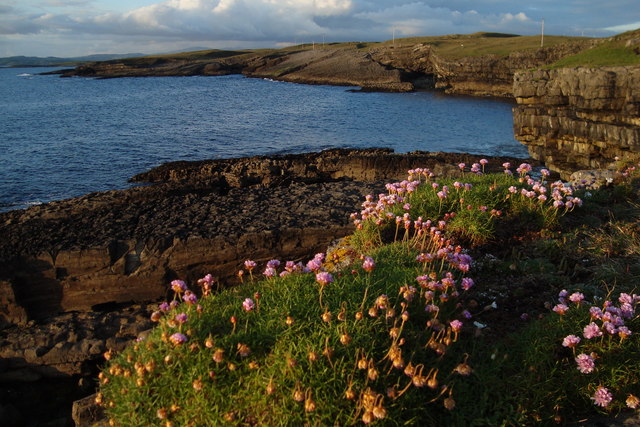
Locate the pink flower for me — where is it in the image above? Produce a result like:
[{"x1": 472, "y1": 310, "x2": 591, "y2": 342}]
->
[
  {"x1": 159, "y1": 302, "x2": 170, "y2": 312},
  {"x1": 183, "y1": 291, "x2": 197, "y2": 305},
  {"x1": 479, "y1": 158, "x2": 488, "y2": 165},
  {"x1": 263, "y1": 267, "x2": 277, "y2": 278},
  {"x1": 169, "y1": 333, "x2": 188, "y2": 345},
  {"x1": 575, "y1": 353, "x2": 595, "y2": 373},
  {"x1": 562, "y1": 335, "x2": 581, "y2": 348},
  {"x1": 242, "y1": 298, "x2": 255, "y2": 312},
  {"x1": 583, "y1": 322, "x2": 603, "y2": 339},
  {"x1": 316, "y1": 272, "x2": 334, "y2": 287},
  {"x1": 461, "y1": 277, "x2": 474, "y2": 291},
  {"x1": 450, "y1": 320, "x2": 463, "y2": 333},
  {"x1": 244, "y1": 260, "x2": 257, "y2": 271},
  {"x1": 267, "y1": 259, "x2": 281, "y2": 269},
  {"x1": 362, "y1": 257, "x2": 376, "y2": 272},
  {"x1": 569, "y1": 292, "x2": 585, "y2": 304},
  {"x1": 306, "y1": 259, "x2": 322, "y2": 272},
  {"x1": 553, "y1": 304, "x2": 569, "y2": 315},
  {"x1": 171, "y1": 280, "x2": 187, "y2": 294},
  {"x1": 592, "y1": 386, "x2": 613, "y2": 407},
  {"x1": 458, "y1": 163, "x2": 466, "y2": 170},
  {"x1": 175, "y1": 312, "x2": 188, "y2": 324}
]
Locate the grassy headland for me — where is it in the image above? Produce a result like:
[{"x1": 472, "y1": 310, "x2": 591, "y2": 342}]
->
[{"x1": 97, "y1": 159, "x2": 640, "y2": 425}]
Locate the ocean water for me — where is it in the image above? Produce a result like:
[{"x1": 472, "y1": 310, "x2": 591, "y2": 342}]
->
[{"x1": 0, "y1": 67, "x2": 528, "y2": 211}]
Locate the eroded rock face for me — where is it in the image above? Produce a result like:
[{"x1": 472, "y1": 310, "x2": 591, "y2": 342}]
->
[
  {"x1": 56, "y1": 39, "x2": 595, "y2": 97},
  {"x1": 513, "y1": 66, "x2": 640, "y2": 178}
]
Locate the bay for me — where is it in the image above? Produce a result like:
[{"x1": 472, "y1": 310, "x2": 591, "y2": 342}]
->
[{"x1": 0, "y1": 67, "x2": 528, "y2": 211}]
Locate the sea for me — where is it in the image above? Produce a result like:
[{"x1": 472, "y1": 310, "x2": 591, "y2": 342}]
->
[{"x1": 0, "y1": 67, "x2": 529, "y2": 212}]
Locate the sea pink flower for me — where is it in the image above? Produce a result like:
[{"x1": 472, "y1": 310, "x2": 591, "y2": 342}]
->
[
  {"x1": 171, "y1": 280, "x2": 187, "y2": 294},
  {"x1": 183, "y1": 291, "x2": 197, "y2": 305},
  {"x1": 479, "y1": 158, "x2": 488, "y2": 165},
  {"x1": 461, "y1": 277, "x2": 474, "y2": 291},
  {"x1": 458, "y1": 163, "x2": 466, "y2": 171},
  {"x1": 592, "y1": 386, "x2": 613, "y2": 407},
  {"x1": 306, "y1": 259, "x2": 322, "y2": 272},
  {"x1": 159, "y1": 302, "x2": 170, "y2": 312},
  {"x1": 242, "y1": 298, "x2": 255, "y2": 312},
  {"x1": 362, "y1": 257, "x2": 376, "y2": 272},
  {"x1": 169, "y1": 333, "x2": 188, "y2": 345},
  {"x1": 562, "y1": 335, "x2": 581, "y2": 348},
  {"x1": 462, "y1": 310, "x2": 472, "y2": 319},
  {"x1": 263, "y1": 267, "x2": 277, "y2": 278},
  {"x1": 583, "y1": 322, "x2": 603, "y2": 339},
  {"x1": 175, "y1": 313, "x2": 188, "y2": 324},
  {"x1": 450, "y1": 320, "x2": 463, "y2": 333},
  {"x1": 244, "y1": 260, "x2": 257, "y2": 271},
  {"x1": 575, "y1": 353, "x2": 595, "y2": 373},
  {"x1": 267, "y1": 259, "x2": 281, "y2": 269},
  {"x1": 569, "y1": 292, "x2": 585, "y2": 304},
  {"x1": 553, "y1": 304, "x2": 569, "y2": 315},
  {"x1": 618, "y1": 326, "x2": 632, "y2": 339},
  {"x1": 316, "y1": 272, "x2": 334, "y2": 287}
]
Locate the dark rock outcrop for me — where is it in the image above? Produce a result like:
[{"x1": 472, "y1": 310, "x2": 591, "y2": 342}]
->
[
  {"x1": 0, "y1": 149, "x2": 531, "y2": 325},
  {"x1": 513, "y1": 66, "x2": 640, "y2": 178}
]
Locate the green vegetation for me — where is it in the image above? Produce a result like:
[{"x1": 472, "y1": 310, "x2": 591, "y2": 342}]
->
[
  {"x1": 97, "y1": 159, "x2": 640, "y2": 425},
  {"x1": 549, "y1": 30, "x2": 640, "y2": 68}
]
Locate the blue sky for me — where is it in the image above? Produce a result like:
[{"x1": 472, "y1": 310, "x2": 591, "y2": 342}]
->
[{"x1": 1, "y1": 0, "x2": 639, "y2": 57}]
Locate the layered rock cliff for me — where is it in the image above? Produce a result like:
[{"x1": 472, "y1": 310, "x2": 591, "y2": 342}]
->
[
  {"x1": 513, "y1": 66, "x2": 640, "y2": 178},
  {"x1": 56, "y1": 36, "x2": 595, "y2": 97}
]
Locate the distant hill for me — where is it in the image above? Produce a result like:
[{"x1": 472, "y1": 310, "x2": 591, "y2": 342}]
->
[{"x1": 0, "y1": 53, "x2": 146, "y2": 68}]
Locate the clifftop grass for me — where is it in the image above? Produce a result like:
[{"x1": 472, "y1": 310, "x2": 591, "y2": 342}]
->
[{"x1": 97, "y1": 160, "x2": 640, "y2": 425}]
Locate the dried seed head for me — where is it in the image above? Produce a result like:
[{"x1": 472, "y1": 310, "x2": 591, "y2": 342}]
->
[
  {"x1": 389, "y1": 327, "x2": 400, "y2": 339},
  {"x1": 164, "y1": 354, "x2": 173, "y2": 365},
  {"x1": 237, "y1": 343, "x2": 251, "y2": 358},
  {"x1": 340, "y1": 333, "x2": 352, "y2": 345},
  {"x1": 227, "y1": 362, "x2": 237, "y2": 371},
  {"x1": 357, "y1": 357, "x2": 368, "y2": 370},
  {"x1": 308, "y1": 351, "x2": 319, "y2": 363},
  {"x1": 321, "y1": 311, "x2": 332, "y2": 323},
  {"x1": 156, "y1": 408, "x2": 168, "y2": 420},
  {"x1": 386, "y1": 308, "x2": 396, "y2": 319},
  {"x1": 392, "y1": 356, "x2": 405, "y2": 369},
  {"x1": 248, "y1": 361, "x2": 259, "y2": 370},
  {"x1": 204, "y1": 336, "x2": 214, "y2": 348},
  {"x1": 266, "y1": 379, "x2": 275, "y2": 395},
  {"x1": 454, "y1": 363, "x2": 473, "y2": 376},
  {"x1": 444, "y1": 397, "x2": 456, "y2": 410},
  {"x1": 355, "y1": 311, "x2": 363, "y2": 320},
  {"x1": 368, "y1": 307, "x2": 378, "y2": 318},
  {"x1": 293, "y1": 389, "x2": 305, "y2": 402},
  {"x1": 192, "y1": 379, "x2": 203, "y2": 391},
  {"x1": 345, "y1": 389, "x2": 356, "y2": 400},
  {"x1": 212, "y1": 349, "x2": 224, "y2": 363},
  {"x1": 412, "y1": 375, "x2": 427, "y2": 387},
  {"x1": 304, "y1": 396, "x2": 316, "y2": 412},
  {"x1": 404, "y1": 362, "x2": 415, "y2": 377},
  {"x1": 285, "y1": 316, "x2": 294, "y2": 326},
  {"x1": 373, "y1": 405, "x2": 387, "y2": 420},
  {"x1": 287, "y1": 358, "x2": 298, "y2": 368},
  {"x1": 427, "y1": 376, "x2": 438, "y2": 389},
  {"x1": 367, "y1": 367, "x2": 379, "y2": 381},
  {"x1": 362, "y1": 411, "x2": 374, "y2": 425}
]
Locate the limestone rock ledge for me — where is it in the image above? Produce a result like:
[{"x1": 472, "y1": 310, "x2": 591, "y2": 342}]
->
[{"x1": 513, "y1": 66, "x2": 640, "y2": 178}]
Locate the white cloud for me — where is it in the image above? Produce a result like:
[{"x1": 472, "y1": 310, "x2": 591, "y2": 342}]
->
[
  {"x1": 604, "y1": 21, "x2": 640, "y2": 33},
  {"x1": 2, "y1": 0, "x2": 638, "y2": 56}
]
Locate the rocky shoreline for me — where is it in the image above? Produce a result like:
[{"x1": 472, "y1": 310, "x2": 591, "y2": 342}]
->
[{"x1": 0, "y1": 148, "x2": 537, "y2": 426}]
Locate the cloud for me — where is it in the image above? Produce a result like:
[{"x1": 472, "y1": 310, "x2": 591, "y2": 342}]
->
[{"x1": 604, "y1": 21, "x2": 640, "y2": 33}]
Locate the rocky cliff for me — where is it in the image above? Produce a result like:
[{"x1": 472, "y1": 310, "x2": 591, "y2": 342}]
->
[
  {"x1": 513, "y1": 66, "x2": 640, "y2": 178},
  {"x1": 56, "y1": 35, "x2": 595, "y2": 97}
]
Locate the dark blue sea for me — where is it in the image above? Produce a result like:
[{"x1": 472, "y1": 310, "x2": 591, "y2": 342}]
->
[{"x1": 0, "y1": 67, "x2": 528, "y2": 211}]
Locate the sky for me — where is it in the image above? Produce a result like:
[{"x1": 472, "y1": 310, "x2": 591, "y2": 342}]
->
[{"x1": 1, "y1": 0, "x2": 639, "y2": 57}]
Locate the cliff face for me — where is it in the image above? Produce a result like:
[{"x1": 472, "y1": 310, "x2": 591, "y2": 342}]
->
[
  {"x1": 513, "y1": 66, "x2": 640, "y2": 178},
  {"x1": 57, "y1": 39, "x2": 594, "y2": 97}
]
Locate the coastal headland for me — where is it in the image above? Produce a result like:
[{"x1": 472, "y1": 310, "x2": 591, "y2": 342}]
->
[{"x1": 2, "y1": 29, "x2": 639, "y2": 425}]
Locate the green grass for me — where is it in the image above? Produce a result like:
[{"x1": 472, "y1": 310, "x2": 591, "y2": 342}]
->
[
  {"x1": 549, "y1": 29, "x2": 640, "y2": 68},
  {"x1": 97, "y1": 162, "x2": 640, "y2": 425}
]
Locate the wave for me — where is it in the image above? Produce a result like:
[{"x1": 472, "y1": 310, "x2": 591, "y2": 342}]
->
[{"x1": 17, "y1": 73, "x2": 33, "y2": 77}]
